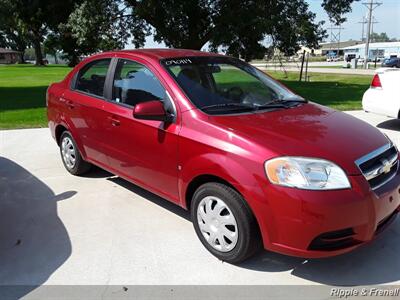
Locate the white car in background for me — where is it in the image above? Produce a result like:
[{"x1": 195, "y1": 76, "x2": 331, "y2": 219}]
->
[{"x1": 362, "y1": 68, "x2": 400, "y2": 118}]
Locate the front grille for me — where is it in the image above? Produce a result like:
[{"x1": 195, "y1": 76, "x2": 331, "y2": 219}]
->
[
  {"x1": 356, "y1": 143, "x2": 399, "y2": 190},
  {"x1": 308, "y1": 228, "x2": 360, "y2": 251}
]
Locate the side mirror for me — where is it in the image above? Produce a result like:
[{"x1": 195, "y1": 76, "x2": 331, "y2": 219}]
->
[{"x1": 133, "y1": 100, "x2": 173, "y2": 122}]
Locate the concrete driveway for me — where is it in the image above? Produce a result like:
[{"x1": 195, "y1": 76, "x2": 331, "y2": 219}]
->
[{"x1": 1, "y1": 111, "x2": 400, "y2": 292}]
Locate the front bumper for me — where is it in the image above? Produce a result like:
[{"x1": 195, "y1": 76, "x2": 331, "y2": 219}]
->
[{"x1": 255, "y1": 168, "x2": 400, "y2": 258}]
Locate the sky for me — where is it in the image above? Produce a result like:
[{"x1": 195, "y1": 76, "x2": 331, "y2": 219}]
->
[
  {"x1": 307, "y1": 0, "x2": 400, "y2": 42},
  {"x1": 131, "y1": 0, "x2": 400, "y2": 49}
]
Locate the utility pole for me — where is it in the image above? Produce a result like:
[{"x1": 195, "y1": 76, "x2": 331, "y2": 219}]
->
[{"x1": 362, "y1": 0, "x2": 382, "y2": 69}]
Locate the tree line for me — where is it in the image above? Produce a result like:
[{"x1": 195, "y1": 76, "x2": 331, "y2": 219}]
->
[{"x1": 0, "y1": 0, "x2": 358, "y2": 66}]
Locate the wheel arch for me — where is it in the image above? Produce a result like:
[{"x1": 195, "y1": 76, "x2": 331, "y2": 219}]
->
[
  {"x1": 55, "y1": 124, "x2": 68, "y2": 145},
  {"x1": 185, "y1": 174, "x2": 239, "y2": 211},
  {"x1": 179, "y1": 153, "x2": 272, "y2": 248},
  {"x1": 184, "y1": 173, "x2": 263, "y2": 244},
  {"x1": 54, "y1": 122, "x2": 87, "y2": 159}
]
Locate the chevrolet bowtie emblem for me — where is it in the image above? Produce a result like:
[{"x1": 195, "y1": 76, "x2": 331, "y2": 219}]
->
[{"x1": 380, "y1": 159, "x2": 392, "y2": 174}]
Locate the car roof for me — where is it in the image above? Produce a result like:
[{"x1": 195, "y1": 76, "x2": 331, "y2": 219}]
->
[{"x1": 102, "y1": 48, "x2": 225, "y2": 61}]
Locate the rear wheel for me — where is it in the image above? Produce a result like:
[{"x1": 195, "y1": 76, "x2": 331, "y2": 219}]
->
[
  {"x1": 191, "y1": 182, "x2": 261, "y2": 263},
  {"x1": 60, "y1": 131, "x2": 91, "y2": 175}
]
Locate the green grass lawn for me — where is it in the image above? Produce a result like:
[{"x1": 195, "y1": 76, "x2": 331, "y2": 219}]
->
[
  {"x1": 0, "y1": 64, "x2": 71, "y2": 129},
  {"x1": 267, "y1": 71, "x2": 371, "y2": 111},
  {"x1": 0, "y1": 64, "x2": 371, "y2": 129}
]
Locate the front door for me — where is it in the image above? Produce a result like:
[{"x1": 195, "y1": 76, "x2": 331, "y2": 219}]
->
[{"x1": 102, "y1": 58, "x2": 180, "y2": 203}]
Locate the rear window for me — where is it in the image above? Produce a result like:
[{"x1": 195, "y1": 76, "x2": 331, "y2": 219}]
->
[{"x1": 75, "y1": 59, "x2": 111, "y2": 97}]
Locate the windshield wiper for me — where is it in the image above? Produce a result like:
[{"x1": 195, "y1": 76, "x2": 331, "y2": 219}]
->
[
  {"x1": 270, "y1": 98, "x2": 305, "y2": 104},
  {"x1": 200, "y1": 103, "x2": 255, "y2": 112},
  {"x1": 200, "y1": 99, "x2": 305, "y2": 113},
  {"x1": 255, "y1": 98, "x2": 305, "y2": 110}
]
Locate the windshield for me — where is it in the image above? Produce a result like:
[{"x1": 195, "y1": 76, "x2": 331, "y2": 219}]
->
[{"x1": 161, "y1": 56, "x2": 304, "y2": 115}]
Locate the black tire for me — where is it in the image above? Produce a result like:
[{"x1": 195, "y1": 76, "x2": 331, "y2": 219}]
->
[
  {"x1": 191, "y1": 182, "x2": 261, "y2": 263},
  {"x1": 59, "y1": 131, "x2": 91, "y2": 175}
]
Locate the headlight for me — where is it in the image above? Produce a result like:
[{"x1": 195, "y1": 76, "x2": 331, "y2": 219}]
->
[{"x1": 264, "y1": 157, "x2": 351, "y2": 190}]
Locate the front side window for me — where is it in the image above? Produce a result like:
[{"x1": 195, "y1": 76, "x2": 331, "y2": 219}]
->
[
  {"x1": 162, "y1": 57, "x2": 304, "y2": 115},
  {"x1": 75, "y1": 59, "x2": 111, "y2": 97},
  {"x1": 112, "y1": 59, "x2": 165, "y2": 107}
]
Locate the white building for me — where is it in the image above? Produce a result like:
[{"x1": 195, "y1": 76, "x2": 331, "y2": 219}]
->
[{"x1": 343, "y1": 42, "x2": 400, "y2": 61}]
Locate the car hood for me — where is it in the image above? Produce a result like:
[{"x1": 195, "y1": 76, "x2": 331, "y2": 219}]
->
[{"x1": 209, "y1": 103, "x2": 389, "y2": 175}]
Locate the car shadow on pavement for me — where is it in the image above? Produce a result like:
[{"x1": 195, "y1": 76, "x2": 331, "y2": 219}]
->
[
  {"x1": 107, "y1": 176, "x2": 191, "y2": 221},
  {"x1": 240, "y1": 217, "x2": 400, "y2": 286},
  {"x1": 377, "y1": 119, "x2": 400, "y2": 131},
  {"x1": 0, "y1": 157, "x2": 75, "y2": 299},
  {"x1": 79, "y1": 166, "x2": 113, "y2": 179}
]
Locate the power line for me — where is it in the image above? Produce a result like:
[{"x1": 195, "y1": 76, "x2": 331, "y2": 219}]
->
[
  {"x1": 358, "y1": 16, "x2": 368, "y2": 42},
  {"x1": 327, "y1": 25, "x2": 345, "y2": 57},
  {"x1": 371, "y1": 17, "x2": 379, "y2": 42},
  {"x1": 359, "y1": 16, "x2": 379, "y2": 42},
  {"x1": 362, "y1": 0, "x2": 382, "y2": 68}
]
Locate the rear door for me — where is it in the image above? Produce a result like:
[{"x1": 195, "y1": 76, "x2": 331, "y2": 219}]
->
[
  {"x1": 64, "y1": 58, "x2": 112, "y2": 166},
  {"x1": 101, "y1": 57, "x2": 181, "y2": 203}
]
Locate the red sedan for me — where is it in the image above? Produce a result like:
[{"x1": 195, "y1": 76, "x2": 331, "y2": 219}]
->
[{"x1": 47, "y1": 49, "x2": 400, "y2": 263}]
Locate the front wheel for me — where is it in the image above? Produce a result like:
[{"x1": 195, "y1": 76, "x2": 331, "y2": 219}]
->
[
  {"x1": 191, "y1": 182, "x2": 261, "y2": 263},
  {"x1": 59, "y1": 131, "x2": 91, "y2": 175}
]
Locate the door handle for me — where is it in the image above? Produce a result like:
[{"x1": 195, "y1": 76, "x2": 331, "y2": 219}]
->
[
  {"x1": 65, "y1": 100, "x2": 75, "y2": 109},
  {"x1": 108, "y1": 116, "x2": 120, "y2": 127}
]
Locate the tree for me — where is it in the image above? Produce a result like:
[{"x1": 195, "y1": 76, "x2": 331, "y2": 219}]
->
[
  {"x1": 7, "y1": 0, "x2": 49, "y2": 65},
  {"x1": 57, "y1": 0, "x2": 147, "y2": 66},
  {"x1": 209, "y1": 0, "x2": 326, "y2": 60},
  {"x1": 1, "y1": 0, "x2": 80, "y2": 65},
  {"x1": 51, "y1": 0, "x2": 361, "y2": 64},
  {"x1": 67, "y1": 0, "x2": 130, "y2": 50},
  {"x1": 321, "y1": 0, "x2": 359, "y2": 25},
  {"x1": 370, "y1": 32, "x2": 392, "y2": 43},
  {"x1": 0, "y1": 0, "x2": 30, "y2": 63},
  {"x1": 126, "y1": 0, "x2": 329, "y2": 60},
  {"x1": 126, "y1": 0, "x2": 362, "y2": 60},
  {"x1": 44, "y1": 34, "x2": 61, "y2": 64},
  {"x1": 129, "y1": 0, "x2": 214, "y2": 50},
  {"x1": 2, "y1": 0, "x2": 361, "y2": 64},
  {"x1": 47, "y1": 24, "x2": 101, "y2": 67}
]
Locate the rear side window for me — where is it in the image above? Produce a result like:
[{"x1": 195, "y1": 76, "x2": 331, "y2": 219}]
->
[
  {"x1": 112, "y1": 59, "x2": 165, "y2": 107},
  {"x1": 75, "y1": 59, "x2": 111, "y2": 97}
]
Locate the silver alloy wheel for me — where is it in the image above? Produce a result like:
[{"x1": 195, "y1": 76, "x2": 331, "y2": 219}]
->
[
  {"x1": 61, "y1": 136, "x2": 76, "y2": 169},
  {"x1": 197, "y1": 196, "x2": 238, "y2": 252}
]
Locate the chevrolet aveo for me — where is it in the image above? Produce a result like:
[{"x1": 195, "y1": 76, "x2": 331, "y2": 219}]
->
[{"x1": 47, "y1": 49, "x2": 400, "y2": 263}]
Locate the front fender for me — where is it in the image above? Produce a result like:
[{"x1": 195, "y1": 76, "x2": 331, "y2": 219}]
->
[{"x1": 179, "y1": 153, "x2": 273, "y2": 245}]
